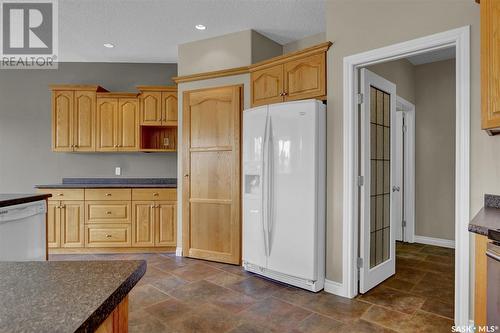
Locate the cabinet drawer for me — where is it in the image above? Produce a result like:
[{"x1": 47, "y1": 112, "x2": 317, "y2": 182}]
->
[
  {"x1": 86, "y1": 201, "x2": 131, "y2": 224},
  {"x1": 132, "y1": 188, "x2": 176, "y2": 201},
  {"x1": 85, "y1": 224, "x2": 131, "y2": 247},
  {"x1": 85, "y1": 189, "x2": 131, "y2": 201},
  {"x1": 38, "y1": 189, "x2": 84, "y2": 201}
]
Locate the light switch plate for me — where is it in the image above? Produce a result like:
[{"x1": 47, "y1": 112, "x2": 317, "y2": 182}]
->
[{"x1": 115, "y1": 167, "x2": 121, "y2": 176}]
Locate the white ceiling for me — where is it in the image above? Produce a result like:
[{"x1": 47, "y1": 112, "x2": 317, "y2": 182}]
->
[
  {"x1": 58, "y1": 0, "x2": 325, "y2": 63},
  {"x1": 406, "y1": 47, "x2": 456, "y2": 66}
]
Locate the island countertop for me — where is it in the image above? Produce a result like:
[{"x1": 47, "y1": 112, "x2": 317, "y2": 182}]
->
[
  {"x1": 0, "y1": 260, "x2": 146, "y2": 333},
  {"x1": 0, "y1": 194, "x2": 51, "y2": 208}
]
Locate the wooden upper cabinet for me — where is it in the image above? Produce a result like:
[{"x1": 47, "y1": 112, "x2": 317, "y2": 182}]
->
[
  {"x1": 251, "y1": 65, "x2": 284, "y2": 107},
  {"x1": 140, "y1": 92, "x2": 162, "y2": 126},
  {"x1": 162, "y1": 92, "x2": 178, "y2": 124},
  {"x1": 74, "y1": 91, "x2": 96, "y2": 151},
  {"x1": 96, "y1": 98, "x2": 118, "y2": 151},
  {"x1": 481, "y1": 0, "x2": 500, "y2": 134},
  {"x1": 137, "y1": 86, "x2": 178, "y2": 126},
  {"x1": 51, "y1": 85, "x2": 105, "y2": 152},
  {"x1": 96, "y1": 94, "x2": 139, "y2": 151},
  {"x1": 118, "y1": 98, "x2": 139, "y2": 151},
  {"x1": 284, "y1": 53, "x2": 326, "y2": 101},
  {"x1": 52, "y1": 91, "x2": 74, "y2": 151},
  {"x1": 250, "y1": 42, "x2": 331, "y2": 107}
]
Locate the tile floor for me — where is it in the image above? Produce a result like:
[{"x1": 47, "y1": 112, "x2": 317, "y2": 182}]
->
[{"x1": 50, "y1": 243, "x2": 455, "y2": 333}]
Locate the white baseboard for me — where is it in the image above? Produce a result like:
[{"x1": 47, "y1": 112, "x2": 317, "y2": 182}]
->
[
  {"x1": 175, "y1": 247, "x2": 182, "y2": 256},
  {"x1": 324, "y1": 279, "x2": 350, "y2": 298},
  {"x1": 414, "y1": 235, "x2": 455, "y2": 249}
]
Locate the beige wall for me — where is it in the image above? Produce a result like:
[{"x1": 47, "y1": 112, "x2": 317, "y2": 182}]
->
[
  {"x1": 415, "y1": 59, "x2": 456, "y2": 241},
  {"x1": 326, "y1": 0, "x2": 486, "y2": 287},
  {"x1": 176, "y1": 74, "x2": 251, "y2": 247},
  {"x1": 283, "y1": 32, "x2": 326, "y2": 54},
  {"x1": 178, "y1": 30, "x2": 282, "y2": 76},
  {"x1": 251, "y1": 31, "x2": 283, "y2": 63},
  {"x1": 367, "y1": 59, "x2": 416, "y2": 104},
  {"x1": 0, "y1": 62, "x2": 178, "y2": 193}
]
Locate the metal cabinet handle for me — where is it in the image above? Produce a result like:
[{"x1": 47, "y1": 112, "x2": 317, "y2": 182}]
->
[
  {"x1": 392, "y1": 186, "x2": 401, "y2": 192},
  {"x1": 184, "y1": 174, "x2": 189, "y2": 178},
  {"x1": 57, "y1": 193, "x2": 64, "y2": 196},
  {"x1": 106, "y1": 211, "x2": 112, "y2": 214},
  {"x1": 106, "y1": 234, "x2": 112, "y2": 238},
  {"x1": 153, "y1": 192, "x2": 159, "y2": 196},
  {"x1": 105, "y1": 193, "x2": 112, "y2": 196}
]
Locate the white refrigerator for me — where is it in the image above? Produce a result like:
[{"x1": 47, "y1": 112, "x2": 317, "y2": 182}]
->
[{"x1": 242, "y1": 99, "x2": 325, "y2": 292}]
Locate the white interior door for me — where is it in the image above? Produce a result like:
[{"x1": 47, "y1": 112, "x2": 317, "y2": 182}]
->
[{"x1": 359, "y1": 69, "x2": 399, "y2": 293}]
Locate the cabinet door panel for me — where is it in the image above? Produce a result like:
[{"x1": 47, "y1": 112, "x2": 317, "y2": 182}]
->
[
  {"x1": 284, "y1": 53, "x2": 326, "y2": 101},
  {"x1": 52, "y1": 91, "x2": 74, "y2": 151},
  {"x1": 162, "y1": 92, "x2": 178, "y2": 124},
  {"x1": 47, "y1": 201, "x2": 60, "y2": 248},
  {"x1": 140, "y1": 92, "x2": 162, "y2": 125},
  {"x1": 118, "y1": 98, "x2": 139, "y2": 151},
  {"x1": 96, "y1": 98, "x2": 118, "y2": 151},
  {"x1": 482, "y1": 0, "x2": 500, "y2": 130},
  {"x1": 74, "y1": 91, "x2": 96, "y2": 151},
  {"x1": 251, "y1": 65, "x2": 284, "y2": 107},
  {"x1": 132, "y1": 202, "x2": 155, "y2": 247},
  {"x1": 156, "y1": 202, "x2": 176, "y2": 247},
  {"x1": 60, "y1": 201, "x2": 84, "y2": 248}
]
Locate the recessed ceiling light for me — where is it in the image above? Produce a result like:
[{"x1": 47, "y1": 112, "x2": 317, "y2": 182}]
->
[
  {"x1": 195, "y1": 24, "x2": 206, "y2": 31},
  {"x1": 103, "y1": 43, "x2": 115, "y2": 48}
]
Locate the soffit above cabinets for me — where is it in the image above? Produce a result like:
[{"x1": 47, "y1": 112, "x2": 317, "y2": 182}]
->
[{"x1": 58, "y1": 0, "x2": 325, "y2": 63}]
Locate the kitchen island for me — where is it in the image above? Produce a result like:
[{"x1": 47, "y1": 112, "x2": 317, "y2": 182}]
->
[{"x1": 0, "y1": 260, "x2": 146, "y2": 333}]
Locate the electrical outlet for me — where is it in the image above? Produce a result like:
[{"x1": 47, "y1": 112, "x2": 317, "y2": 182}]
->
[{"x1": 115, "y1": 167, "x2": 121, "y2": 176}]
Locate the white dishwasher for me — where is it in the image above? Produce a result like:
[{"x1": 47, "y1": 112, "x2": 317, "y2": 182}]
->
[{"x1": 0, "y1": 200, "x2": 47, "y2": 261}]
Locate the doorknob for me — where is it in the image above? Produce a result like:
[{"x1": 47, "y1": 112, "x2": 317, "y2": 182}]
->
[{"x1": 392, "y1": 186, "x2": 401, "y2": 192}]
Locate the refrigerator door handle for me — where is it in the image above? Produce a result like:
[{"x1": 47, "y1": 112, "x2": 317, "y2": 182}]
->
[
  {"x1": 262, "y1": 113, "x2": 270, "y2": 257},
  {"x1": 267, "y1": 117, "x2": 275, "y2": 255}
]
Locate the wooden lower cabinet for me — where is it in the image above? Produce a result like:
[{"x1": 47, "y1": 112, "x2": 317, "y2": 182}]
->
[
  {"x1": 96, "y1": 296, "x2": 128, "y2": 333},
  {"x1": 85, "y1": 224, "x2": 131, "y2": 247},
  {"x1": 47, "y1": 201, "x2": 60, "y2": 248},
  {"x1": 40, "y1": 188, "x2": 177, "y2": 252},
  {"x1": 156, "y1": 202, "x2": 177, "y2": 247},
  {"x1": 132, "y1": 202, "x2": 155, "y2": 247},
  {"x1": 132, "y1": 201, "x2": 177, "y2": 247},
  {"x1": 60, "y1": 201, "x2": 85, "y2": 248}
]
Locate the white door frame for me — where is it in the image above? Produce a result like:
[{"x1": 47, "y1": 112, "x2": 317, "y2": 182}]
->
[
  {"x1": 341, "y1": 26, "x2": 470, "y2": 326},
  {"x1": 395, "y1": 96, "x2": 416, "y2": 243}
]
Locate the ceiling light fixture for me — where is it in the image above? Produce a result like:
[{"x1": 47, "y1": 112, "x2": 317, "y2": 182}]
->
[
  {"x1": 103, "y1": 43, "x2": 115, "y2": 48},
  {"x1": 195, "y1": 24, "x2": 206, "y2": 31}
]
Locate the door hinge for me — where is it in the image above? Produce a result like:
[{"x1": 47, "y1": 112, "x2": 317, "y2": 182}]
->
[
  {"x1": 402, "y1": 124, "x2": 407, "y2": 133},
  {"x1": 358, "y1": 176, "x2": 364, "y2": 187},
  {"x1": 402, "y1": 220, "x2": 407, "y2": 227},
  {"x1": 356, "y1": 93, "x2": 364, "y2": 104},
  {"x1": 357, "y1": 257, "x2": 363, "y2": 269}
]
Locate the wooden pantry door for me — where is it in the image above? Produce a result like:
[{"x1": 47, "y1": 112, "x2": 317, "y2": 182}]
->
[{"x1": 182, "y1": 85, "x2": 242, "y2": 265}]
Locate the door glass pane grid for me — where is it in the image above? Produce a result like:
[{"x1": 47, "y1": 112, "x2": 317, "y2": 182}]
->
[{"x1": 369, "y1": 87, "x2": 391, "y2": 268}]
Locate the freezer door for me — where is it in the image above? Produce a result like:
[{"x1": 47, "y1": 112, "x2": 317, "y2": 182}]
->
[
  {"x1": 267, "y1": 100, "x2": 320, "y2": 280},
  {"x1": 242, "y1": 106, "x2": 268, "y2": 268}
]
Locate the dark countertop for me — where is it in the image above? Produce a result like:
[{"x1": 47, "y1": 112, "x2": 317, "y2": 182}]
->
[
  {"x1": 35, "y1": 177, "x2": 177, "y2": 189},
  {"x1": 0, "y1": 193, "x2": 51, "y2": 208},
  {"x1": 0, "y1": 260, "x2": 146, "y2": 333},
  {"x1": 469, "y1": 194, "x2": 500, "y2": 236}
]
